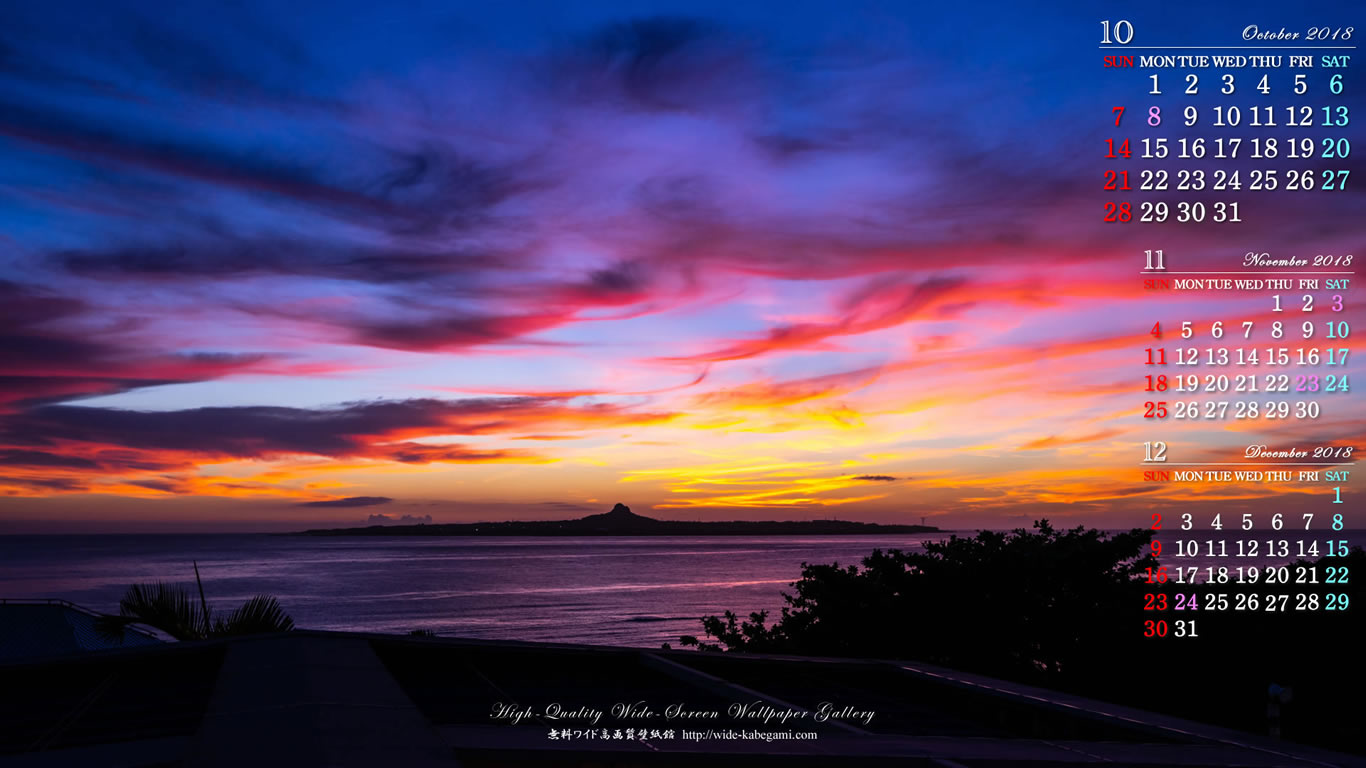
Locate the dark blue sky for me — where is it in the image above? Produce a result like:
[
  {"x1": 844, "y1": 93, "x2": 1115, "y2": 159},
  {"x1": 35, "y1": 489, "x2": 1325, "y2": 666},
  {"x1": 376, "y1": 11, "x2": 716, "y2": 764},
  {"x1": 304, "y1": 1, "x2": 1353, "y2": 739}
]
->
[{"x1": 1, "y1": 1, "x2": 1361, "y2": 530}]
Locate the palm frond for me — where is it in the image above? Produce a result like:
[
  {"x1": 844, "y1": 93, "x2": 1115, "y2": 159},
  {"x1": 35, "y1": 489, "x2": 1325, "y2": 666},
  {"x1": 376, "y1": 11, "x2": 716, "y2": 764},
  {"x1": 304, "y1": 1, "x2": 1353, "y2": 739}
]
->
[
  {"x1": 96, "y1": 568, "x2": 294, "y2": 644},
  {"x1": 210, "y1": 594, "x2": 295, "y2": 637},
  {"x1": 115, "y1": 581, "x2": 210, "y2": 641}
]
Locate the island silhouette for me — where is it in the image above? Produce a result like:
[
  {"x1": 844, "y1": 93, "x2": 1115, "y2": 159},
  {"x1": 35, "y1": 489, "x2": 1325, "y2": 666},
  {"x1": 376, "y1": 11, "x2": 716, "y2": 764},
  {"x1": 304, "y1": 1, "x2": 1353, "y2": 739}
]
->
[{"x1": 301, "y1": 503, "x2": 941, "y2": 536}]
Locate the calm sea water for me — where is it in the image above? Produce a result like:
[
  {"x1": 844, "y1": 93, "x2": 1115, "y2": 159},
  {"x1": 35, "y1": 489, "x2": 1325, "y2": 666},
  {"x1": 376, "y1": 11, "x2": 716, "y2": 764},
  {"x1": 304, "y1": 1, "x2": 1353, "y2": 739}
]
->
[
  {"x1": 2, "y1": 531, "x2": 1360, "y2": 648},
  {"x1": 0, "y1": 534, "x2": 949, "y2": 647}
]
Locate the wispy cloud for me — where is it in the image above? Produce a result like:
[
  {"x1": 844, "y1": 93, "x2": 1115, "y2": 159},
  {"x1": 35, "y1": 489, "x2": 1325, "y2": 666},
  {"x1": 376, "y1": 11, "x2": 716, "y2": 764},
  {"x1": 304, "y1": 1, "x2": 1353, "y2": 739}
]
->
[
  {"x1": 301, "y1": 495, "x2": 392, "y2": 508},
  {"x1": 1, "y1": 4, "x2": 1359, "y2": 526}
]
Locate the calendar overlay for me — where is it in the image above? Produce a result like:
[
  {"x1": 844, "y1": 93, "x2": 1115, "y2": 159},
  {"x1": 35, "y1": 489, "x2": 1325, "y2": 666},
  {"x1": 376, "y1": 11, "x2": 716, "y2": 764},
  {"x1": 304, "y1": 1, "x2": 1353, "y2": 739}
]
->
[{"x1": 1103, "y1": 20, "x2": 1359, "y2": 640}]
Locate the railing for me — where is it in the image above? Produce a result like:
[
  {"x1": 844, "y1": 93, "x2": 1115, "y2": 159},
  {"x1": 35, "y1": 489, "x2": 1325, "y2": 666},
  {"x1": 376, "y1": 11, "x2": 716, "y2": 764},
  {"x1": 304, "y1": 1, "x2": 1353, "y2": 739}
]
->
[
  {"x1": 0, "y1": 598, "x2": 165, "y2": 641},
  {"x1": 0, "y1": 597, "x2": 94, "y2": 613}
]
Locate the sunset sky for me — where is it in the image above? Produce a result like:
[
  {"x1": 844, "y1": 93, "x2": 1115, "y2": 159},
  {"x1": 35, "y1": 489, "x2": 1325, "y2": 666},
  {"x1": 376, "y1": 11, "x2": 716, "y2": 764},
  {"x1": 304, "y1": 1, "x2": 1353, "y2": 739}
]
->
[{"x1": 2, "y1": 1, "x2": 1361, "y2": 531}]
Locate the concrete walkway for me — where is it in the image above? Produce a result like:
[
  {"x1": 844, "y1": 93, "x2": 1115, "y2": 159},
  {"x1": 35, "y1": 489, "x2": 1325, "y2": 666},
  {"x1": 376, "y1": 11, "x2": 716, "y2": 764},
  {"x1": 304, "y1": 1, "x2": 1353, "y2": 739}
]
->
[{"x1": 186, "y1": 635, "x2": 457, "y2": 767}]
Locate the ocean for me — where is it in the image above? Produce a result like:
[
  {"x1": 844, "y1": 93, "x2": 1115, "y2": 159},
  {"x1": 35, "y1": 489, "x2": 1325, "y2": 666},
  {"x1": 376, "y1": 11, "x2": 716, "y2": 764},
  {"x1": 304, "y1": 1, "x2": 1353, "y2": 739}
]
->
[
  {"x1": 3, "y1": 531, "x2": 1360, "y2": 648},
  {"x1": 0, "y1": 534, "x2": 948, "y2": 647}
]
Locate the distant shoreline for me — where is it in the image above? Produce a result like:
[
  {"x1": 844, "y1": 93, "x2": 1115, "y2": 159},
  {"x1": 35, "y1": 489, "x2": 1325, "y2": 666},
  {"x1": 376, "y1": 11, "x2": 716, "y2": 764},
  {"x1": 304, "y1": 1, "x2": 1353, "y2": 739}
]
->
[
  {"x1": 299, "y1": 522, "x2": 943, "y2": 537},
  {"x1": 298, "y1": 503, "x2": 941, "y2": 537}
]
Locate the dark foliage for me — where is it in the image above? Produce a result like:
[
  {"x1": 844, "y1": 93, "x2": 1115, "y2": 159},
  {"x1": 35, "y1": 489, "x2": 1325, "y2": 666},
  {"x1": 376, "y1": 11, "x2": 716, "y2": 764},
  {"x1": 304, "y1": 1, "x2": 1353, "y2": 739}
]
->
[
  {"x1": 683, "y1": 520, "x2": 1155, "y2": 682},
  {"x1": 683, "y1": 520, "x2": 1365, "y2": 754}
]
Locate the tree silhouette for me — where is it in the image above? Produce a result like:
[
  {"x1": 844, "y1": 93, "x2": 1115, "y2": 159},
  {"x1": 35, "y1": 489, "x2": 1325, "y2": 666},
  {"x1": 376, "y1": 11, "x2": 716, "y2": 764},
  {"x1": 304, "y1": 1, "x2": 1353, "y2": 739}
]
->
[
  {"x1": 682, "y1": 520, "x2": 1155, "y2": 683},
  {"x1": 682, "y1": 521, "x2": 1365, "y2": 754}
]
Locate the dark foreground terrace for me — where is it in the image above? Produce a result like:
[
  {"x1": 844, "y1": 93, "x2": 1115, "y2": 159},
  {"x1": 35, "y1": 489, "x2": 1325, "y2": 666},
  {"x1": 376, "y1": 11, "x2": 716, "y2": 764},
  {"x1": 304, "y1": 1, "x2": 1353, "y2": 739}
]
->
[{"x1": 1, "y1": 627, "x2": 1362, "y2": 768}]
